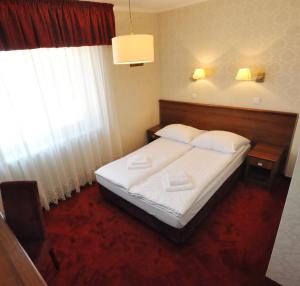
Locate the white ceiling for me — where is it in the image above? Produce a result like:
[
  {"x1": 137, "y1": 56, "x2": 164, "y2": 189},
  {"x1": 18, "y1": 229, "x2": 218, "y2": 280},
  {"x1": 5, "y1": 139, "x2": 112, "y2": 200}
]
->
[{"x1": 84, "y1": 0, "x2": 207, "y2": 13}]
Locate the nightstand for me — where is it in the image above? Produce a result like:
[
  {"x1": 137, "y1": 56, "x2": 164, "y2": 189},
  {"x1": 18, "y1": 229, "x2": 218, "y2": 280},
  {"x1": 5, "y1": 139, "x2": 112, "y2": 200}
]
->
[
  {"x1": 245, "y1": 143, "x2": 285, "y2": 188},
  {"x1": 146, "y1": 124, "x2": 164, "y2": 143}
]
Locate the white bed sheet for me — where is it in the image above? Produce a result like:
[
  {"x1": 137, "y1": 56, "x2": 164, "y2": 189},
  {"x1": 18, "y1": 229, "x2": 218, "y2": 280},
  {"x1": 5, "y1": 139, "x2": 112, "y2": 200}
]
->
[
  {"x1": 96, "y1": 145, "x2": 250, "y2": 229},
  {"x1": 130, "y1": 145, "x2": 250, "y2": 217},
  {"x1": 95, "y1": 138, "x2": 192, "y2": 189}
]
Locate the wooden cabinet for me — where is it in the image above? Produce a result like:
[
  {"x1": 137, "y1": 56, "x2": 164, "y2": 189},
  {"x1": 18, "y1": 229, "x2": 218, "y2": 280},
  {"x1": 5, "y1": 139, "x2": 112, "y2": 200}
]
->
[
  {"x1": 245, "y1": 143, "x2": 284, "y2": 188},
  {"x1": 0, "y1": 214, "x2": 47, "y2": 286}
]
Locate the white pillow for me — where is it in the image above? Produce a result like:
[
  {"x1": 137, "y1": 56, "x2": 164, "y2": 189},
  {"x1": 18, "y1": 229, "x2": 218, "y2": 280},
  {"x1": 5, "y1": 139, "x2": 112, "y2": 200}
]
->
[
  {"x1": 155, "y1": 124, "x2": 205, "y2": 144},
  {"x1": 191, "y1": 130, "x2": 250, "y2": 153}
]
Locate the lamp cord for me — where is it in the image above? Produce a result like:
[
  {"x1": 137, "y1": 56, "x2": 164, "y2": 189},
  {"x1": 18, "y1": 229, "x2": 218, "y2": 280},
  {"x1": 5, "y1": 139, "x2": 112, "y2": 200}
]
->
[{"x1": 129, "y1": 0, "x2": 133, "y2": 34}]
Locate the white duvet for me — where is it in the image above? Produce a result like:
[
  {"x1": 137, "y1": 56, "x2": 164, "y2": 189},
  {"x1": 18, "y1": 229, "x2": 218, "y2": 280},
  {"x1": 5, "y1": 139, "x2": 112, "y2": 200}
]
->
[
  {"x1": 129, "y1": 145, "x2": 249, "y2": 217},
  {"x1": 95, "y1": 138, "x2": 192, "y2": 189}
]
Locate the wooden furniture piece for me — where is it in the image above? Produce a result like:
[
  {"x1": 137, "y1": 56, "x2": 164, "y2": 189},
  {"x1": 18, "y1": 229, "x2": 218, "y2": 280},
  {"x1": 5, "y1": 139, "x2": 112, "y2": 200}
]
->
[
  {"x1": 0, "y1": 181, "x2": 60, "y2": 272},
  {"x1": 100, "y1": 100, "x2": 298, "y2": 243},
  {"x1": 0, "y1": 214, "x2": 47, "y2": 286},
  {"x1": 245, "y1": 143, "x2": 285, "y2": 188},
  {"x1": 146, "y1": 124, "x2": 164, "y2": 143}
]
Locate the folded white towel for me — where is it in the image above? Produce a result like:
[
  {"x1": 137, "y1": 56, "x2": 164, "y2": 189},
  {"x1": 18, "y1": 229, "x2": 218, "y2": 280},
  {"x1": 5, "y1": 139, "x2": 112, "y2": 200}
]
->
[
  {"x1": 128, "y1": 163, "x2": 152, "y2": 170},
  {"x1": 167, "y1": 172, "x2": 190, "y2": 186},
  {"x1": 128, "y1": 155, "x2": 151, "y2": 165},
  {"x1": 127, "y1": 155, "x2": 152, "y2": 170},
  {"x1": 164, "y1": 183, "x2": 194, "y2": 192},
  {"x1": 163, "y1": 173, "x2": 194, "y2": 192},
  {"x1": 130, "y1": 155, "x2": 150, "y2": 165}
]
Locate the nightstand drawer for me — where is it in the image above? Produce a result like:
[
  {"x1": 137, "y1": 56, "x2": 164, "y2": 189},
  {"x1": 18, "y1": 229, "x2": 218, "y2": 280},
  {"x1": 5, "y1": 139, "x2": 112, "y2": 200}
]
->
[{"x1": 248, "y1": 157, "x2": 274, "y2": 170}]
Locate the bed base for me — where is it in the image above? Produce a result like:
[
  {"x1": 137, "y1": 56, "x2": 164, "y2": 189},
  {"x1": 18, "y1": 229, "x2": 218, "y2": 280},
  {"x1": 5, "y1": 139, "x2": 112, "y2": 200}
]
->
[{"x1": 98, "y1": 164, "x2": 244, "y2": 244}]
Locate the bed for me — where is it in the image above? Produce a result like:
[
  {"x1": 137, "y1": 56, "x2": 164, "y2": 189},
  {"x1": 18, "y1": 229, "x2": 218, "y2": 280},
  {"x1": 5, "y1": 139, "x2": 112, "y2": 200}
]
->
[
  {"x1": 95, "y1": 132, "x2": 250, "y2": 243},
  {"x1": 97, "y1": 144, "x2": 250, "y2": 229},
  {"x1": 95, "y1": 100, "x2": 298, "y2": 243}
]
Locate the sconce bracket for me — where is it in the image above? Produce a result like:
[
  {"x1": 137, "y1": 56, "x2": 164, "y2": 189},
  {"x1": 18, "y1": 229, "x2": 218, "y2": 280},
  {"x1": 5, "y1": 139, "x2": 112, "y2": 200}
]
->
[
  {"x1": 130, "y1": 63, "x2": 144, "y2": 68},
  {"x1": 256, "y1": 72, "x2": 265, "y2": 83}
]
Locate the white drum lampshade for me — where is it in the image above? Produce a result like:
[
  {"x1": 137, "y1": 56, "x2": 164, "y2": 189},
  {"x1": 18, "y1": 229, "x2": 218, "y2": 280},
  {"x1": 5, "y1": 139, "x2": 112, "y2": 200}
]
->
[{"x1": 112, "y1": 34, "x2": 154, "y2": 65}]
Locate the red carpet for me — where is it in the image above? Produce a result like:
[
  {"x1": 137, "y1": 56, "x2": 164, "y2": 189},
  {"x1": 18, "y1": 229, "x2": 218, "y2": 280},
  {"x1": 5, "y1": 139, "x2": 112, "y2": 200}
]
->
[{"x1": 41, "y1": 178, "x2": 289, "y2": 286}]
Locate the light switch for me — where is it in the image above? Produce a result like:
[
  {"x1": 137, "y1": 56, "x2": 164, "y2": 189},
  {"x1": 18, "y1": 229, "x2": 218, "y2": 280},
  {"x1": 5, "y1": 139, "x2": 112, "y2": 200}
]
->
[
  {"x1": 252, "y1": 97, "x2": 261, "y2": 105},
  {"x1": 191, "y1": 93, "x2": 199, "y2": 99}
]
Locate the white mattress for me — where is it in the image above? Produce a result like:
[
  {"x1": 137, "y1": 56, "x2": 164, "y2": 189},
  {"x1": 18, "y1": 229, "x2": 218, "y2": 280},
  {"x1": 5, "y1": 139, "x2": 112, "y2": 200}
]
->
[
  {"x1": 96, "y1": 144, "x2": 250, "y2": 229},
  {"x1": 95, "y1": 138, "x2": 192, "y2": 189}
]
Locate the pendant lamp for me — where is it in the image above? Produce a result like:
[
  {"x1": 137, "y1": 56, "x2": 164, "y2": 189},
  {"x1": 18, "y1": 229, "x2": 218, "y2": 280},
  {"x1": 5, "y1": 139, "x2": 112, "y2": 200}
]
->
[{"x1": 112, "y1": 0, "x2": 154, "y2": 66}]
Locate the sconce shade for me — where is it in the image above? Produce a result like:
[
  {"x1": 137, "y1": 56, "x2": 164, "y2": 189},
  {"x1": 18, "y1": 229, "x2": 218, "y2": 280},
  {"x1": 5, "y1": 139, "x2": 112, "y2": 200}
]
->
[
  {"x1": 192, "y1": 68, "x2": 206, "y2": 80},
  {"x1": 112, "y1": 34, "x2": 154, "y2": 65},
  {"x1": 235, "y1": 68, "x2": 252, "y2": 81}
]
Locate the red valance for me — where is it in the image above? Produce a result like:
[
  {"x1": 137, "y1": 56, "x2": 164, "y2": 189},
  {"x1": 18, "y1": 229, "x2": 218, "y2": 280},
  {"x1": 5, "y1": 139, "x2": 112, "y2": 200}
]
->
[{"x1": 0, "y1": 0, "x2": 115, "y2": 51}]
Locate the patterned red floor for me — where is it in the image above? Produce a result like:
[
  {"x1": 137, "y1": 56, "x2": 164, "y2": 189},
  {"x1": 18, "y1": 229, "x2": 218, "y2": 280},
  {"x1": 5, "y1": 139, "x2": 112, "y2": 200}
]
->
[{"x1": 41, "y1": 178, "x2": 288, "y2": 286}]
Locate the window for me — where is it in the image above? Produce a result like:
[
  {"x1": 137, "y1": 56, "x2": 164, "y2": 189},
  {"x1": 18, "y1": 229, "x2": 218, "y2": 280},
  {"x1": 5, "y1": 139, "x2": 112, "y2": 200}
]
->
[
  {"x1": 0, "y1": 47, "x2": 106, "y2": 162},
  {"x1": 0, "y1": 46, "x2": 122, "y2": 209}
]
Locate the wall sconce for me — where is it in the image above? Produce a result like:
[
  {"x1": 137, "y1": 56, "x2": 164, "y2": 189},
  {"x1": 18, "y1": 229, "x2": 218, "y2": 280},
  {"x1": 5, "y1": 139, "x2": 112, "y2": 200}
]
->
[
  {"x1": 191, "y1": 68, "x2": 206, "y2": 81},
  {"x1": 235, "y1": 68, "x2": 265, "y2": 83}
]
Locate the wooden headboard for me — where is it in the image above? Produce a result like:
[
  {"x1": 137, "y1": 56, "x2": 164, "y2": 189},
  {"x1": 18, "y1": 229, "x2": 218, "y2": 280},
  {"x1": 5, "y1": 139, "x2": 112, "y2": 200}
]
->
[{"x1": 160, "y1": 100, "x2": 298, "y2": 165}]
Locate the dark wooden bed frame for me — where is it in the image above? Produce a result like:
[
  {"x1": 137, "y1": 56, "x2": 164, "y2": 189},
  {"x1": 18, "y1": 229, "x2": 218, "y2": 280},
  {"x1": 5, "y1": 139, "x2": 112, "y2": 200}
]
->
[
  {"x1": 101, "y1": 165, "x2": 243, "y2": 244},
  {"x1": 98, "y1": 100, "x2": 298, "y2": 244}
]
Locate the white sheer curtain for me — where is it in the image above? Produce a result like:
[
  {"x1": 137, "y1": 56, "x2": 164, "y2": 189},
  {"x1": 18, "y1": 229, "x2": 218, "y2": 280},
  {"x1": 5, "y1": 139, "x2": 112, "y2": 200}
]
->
[{"x1": 0, "y1": 46, "x2": 122, "y2": 211}]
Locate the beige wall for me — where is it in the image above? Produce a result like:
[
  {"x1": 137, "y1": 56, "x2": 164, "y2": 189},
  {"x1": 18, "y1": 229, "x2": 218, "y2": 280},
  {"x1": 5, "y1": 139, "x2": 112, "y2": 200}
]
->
[
  {"x1": 267, "y1": 149, "x2": 300, "y2": 285},
  {"x1": 158, "y1": 0, "x2": 300, "y2": 176},
  {"x1": 112, "y1": 11, "x2": 160, "y2": 154}
]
